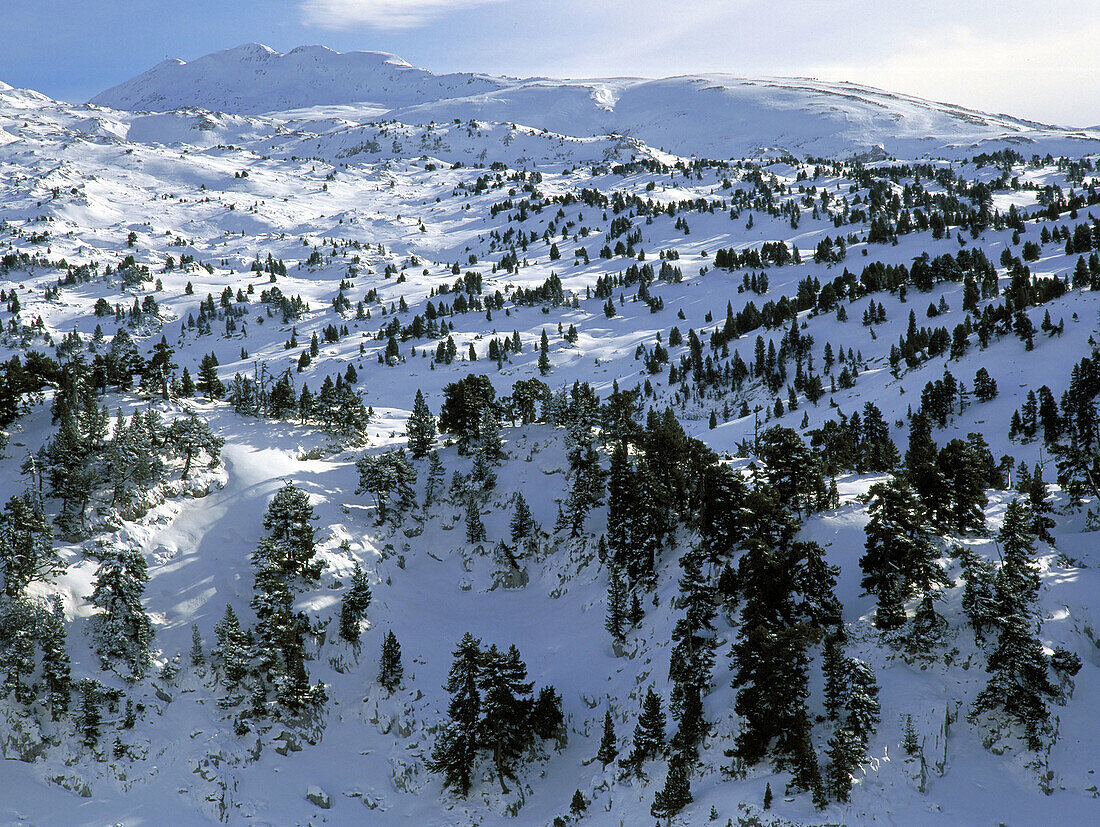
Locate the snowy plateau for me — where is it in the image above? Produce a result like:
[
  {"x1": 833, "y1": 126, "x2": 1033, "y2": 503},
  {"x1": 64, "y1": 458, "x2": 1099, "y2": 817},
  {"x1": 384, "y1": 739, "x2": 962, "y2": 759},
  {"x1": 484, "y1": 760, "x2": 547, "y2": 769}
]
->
[{"x1": 0, "y1": 43, "x2": 1097, "y2": 826}]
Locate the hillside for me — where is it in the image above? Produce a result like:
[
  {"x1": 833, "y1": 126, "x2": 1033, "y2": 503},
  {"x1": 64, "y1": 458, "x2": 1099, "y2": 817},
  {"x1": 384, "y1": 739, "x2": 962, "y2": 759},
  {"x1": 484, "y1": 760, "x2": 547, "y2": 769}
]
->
[
  {"x1": 91, "y1": 44, "x2": 1100, "y2": 160},
  {"x1": 0, "y1": 62, "x2": 1099, "y2": 826}
]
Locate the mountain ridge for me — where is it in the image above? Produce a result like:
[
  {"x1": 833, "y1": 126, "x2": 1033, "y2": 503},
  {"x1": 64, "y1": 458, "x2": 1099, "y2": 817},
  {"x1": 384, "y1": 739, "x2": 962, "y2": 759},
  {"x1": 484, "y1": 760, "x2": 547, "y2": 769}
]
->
[{"x1": 90, "y1": 43, "x2": 1100, "y2": 160}]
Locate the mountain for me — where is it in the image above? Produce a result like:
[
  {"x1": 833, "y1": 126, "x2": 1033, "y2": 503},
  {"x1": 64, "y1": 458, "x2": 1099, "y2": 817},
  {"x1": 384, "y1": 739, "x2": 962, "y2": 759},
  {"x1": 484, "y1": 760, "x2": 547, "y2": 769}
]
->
[
  {"x1": 3, "y1": 44, "x2": 1100, "y2": 827},
  {"x1": 92, "y1": 44, "x2": 1100, "y2": 160}
]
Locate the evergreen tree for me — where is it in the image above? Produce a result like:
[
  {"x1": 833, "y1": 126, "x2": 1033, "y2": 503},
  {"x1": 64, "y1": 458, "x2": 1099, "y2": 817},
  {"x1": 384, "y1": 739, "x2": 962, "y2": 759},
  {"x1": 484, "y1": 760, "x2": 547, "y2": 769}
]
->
[
  {"x1": 406, "y1": 389, "x2": 437, "y2": 459},
  {"x1": 596, "y1": 708, "x2": 618, "y2": 765},
  {"x1": 88, "y1": 545, "x2": 153, "y2": 680},
  {"x1": 605, "y1": 566, "x2": 627, "y2": 644},
  {"x1": 570, "y1": 789, "x2": 588, "y2": 818},
  {"x1": 40, "y1": 596, "x2": 71, "y2": 719},
  {"x1": 669, "y1": 548, "x2": 716, "y2": 758},
  {"x1": 478, "y1": 643, "x2": 534, "y2": 792},
  {"x1": 166, "y1": 413, "x2": 225, "y2": 480},
  {"x1": 190, "y1": 623, "x2": 205, "y2": 667},
  {"x1": 211, "y1": 604, "x2": 249, "y2": 692},
  {"x1": 971, "y1": 501, "x2": 1056, "y2": 749},
  {"x1": 76, "y1": 679, "x2": 102, "y2": 748},
  {"x1": 378, "y1": 629, "x2": 403, "y2": 693},
  {"x1": 338, "y1": 562, "x2": 372, "y2": 644},
  {"x1": 538, "y1": 329, "x2": 551, "y2": 375},
  {"x1": 960, "y1": 547, "x2": 998, "y2": 643},
  {"x1": 0, "y1": 493, "x2": 60, "y2": 597},
  {"x1": 356, "y1": 449, "x2": 418, "y2": 525},
  {"x1": 621, "y1": 687, "x2": 666, "y2": 774},
  {"x1": 429, "y1": 633, "x2": 483, "y2": 797},
  {"x1": 509, "y1": 492, "x2": 536, "y2": 554},
  {"x1": 651, "y1": 752, "x2": 693, "y2": 818},
  {"x1": 424, "y1": 451, "x2": 446, "y2": 508},
  {"x1": 860, "y1": 478, "x2": 946, "y2": 630},
  {"x1": 465, "y1": 500, "x2": 487, "y2": 544}
]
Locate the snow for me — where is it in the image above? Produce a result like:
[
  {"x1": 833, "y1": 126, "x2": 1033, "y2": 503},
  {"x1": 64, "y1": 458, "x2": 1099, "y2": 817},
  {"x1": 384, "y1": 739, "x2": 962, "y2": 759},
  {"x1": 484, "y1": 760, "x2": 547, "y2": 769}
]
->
[
  {"x1": 90, "y1": 45, "x2": 1100, "y2": 161},
  {"x1": 0, "y1": 44, "x2": 1098, "y2": 825}
]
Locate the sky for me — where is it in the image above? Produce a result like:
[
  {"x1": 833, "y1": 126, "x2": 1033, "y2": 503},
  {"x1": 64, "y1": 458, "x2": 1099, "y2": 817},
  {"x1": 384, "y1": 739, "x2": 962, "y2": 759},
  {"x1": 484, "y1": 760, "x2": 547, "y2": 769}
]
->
[{"x1": 1, "y1": 0, "x2": 1097, "y2": 126}]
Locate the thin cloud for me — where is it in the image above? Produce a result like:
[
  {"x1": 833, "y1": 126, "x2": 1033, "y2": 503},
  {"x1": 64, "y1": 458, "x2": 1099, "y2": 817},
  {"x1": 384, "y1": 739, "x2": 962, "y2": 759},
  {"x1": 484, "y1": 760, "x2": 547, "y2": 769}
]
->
[{"x1": 301, "y1": 0, "x2": 505, "y2": 30}]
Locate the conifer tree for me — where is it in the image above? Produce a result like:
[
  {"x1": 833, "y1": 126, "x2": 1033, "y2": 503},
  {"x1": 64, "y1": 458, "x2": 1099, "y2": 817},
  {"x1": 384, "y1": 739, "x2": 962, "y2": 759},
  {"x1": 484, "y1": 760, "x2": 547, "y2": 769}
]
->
[
  {"x1": 605, "y1": 567, "x2": 627, "y2": 644},
  {"x1": 651, "y1": 752, "x2": 693, "y2": 818},
  {"x1": 338, "y1": 562, "x2": 372, "y2": 644},
  {"x1": 166, "y1": 413, "x2": 225, "y2": 480},
  {"x1": 429, "y1": 633, "x2": 483, "y2": 796},
  {"x1": 406, "y1": 389, "x2": 437, "y2": 458},
  {"x1": 538, "y1": 329, "x2": 551, "y2": 375},
  {"x1": 509, "y1": 492, "x2": 536, "y2": 553},
  {"x1": 88, "y1": 545, "x2": 153, "y2": 680},
  {"x1": 596, "y1": 708, "x2": 618, "y2": 765},
  {"x1": 0, "y1": 493, "x2": 60, "y2": 597},
  {"x1": 356, "y1": 449, "x2": 418, "y2": 525},
  {"x1": 465, "y1": 500, "x2": 487, "y2": 544},
  {"x1": 40, "y1": 596, "x2": 71, "y2": 719},
  {"x1": 971, "y1": 501, "x2": 1056, "y2": 749},
  {"x1": 478, "y1": 643, "x2": 534, "y2": 792},
  {"x1": 190, "y1": 623, "x2": 205, "y2": 667},
  {"x1": 424, "y1": 451, "x2": 446, "y2": 508},
  {"x1": 861, "y1": 477, "x2": 945, "y2": 630},
  {"x1": 378, "y1": 629, "x2": 403, "y2": 693},
  {"x1": 621, "y1": 687, "x2": 666, "y2": 774}
]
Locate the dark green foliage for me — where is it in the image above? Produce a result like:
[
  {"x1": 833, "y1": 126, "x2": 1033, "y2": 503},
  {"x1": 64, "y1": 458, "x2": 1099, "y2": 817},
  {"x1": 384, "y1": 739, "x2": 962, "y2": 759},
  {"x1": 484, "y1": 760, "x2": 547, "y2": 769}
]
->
[
  {"x1": 429, "y1": 633, "x2": 483, "y2": 797},
  {"x1": 0, "y1": 494, "x2": 59, "y2": 598},
  {"x1": 355, "y1": 449, "x2": 418, "y2": 525},
  {"x1": 406, "y1": 389, "x2": 437, "y2": 458},
  {"x1": 651, "y1": 752, "x2": 693, "y2": 818},
  {"x1": 596, "y1": 709, "x2": 618, "y2": 765},
  {"x1": 378, "y1": 630, "x2": 403, "y2": 693},
  {"x1": 621, "y1": 687, "x2": 666, "y2": 774},
  {"x1": 166, "y1": 413, "x2": 224, "y2": 480},
  {"x1": 338, "y1": 563, "x2": 372, "y2": 644},
  {"x1": 89, "y1": 545, "x2": 153, "y2": 680},
  {"x1": 439, "y1": 374, "x2": 496, "y2": 454},
  {"x1": 971, "y1": 501, "x2": 1056, "y2": 749},
  {"x1": 860, "y1": 477, "x2": 946, "y2": 630}
]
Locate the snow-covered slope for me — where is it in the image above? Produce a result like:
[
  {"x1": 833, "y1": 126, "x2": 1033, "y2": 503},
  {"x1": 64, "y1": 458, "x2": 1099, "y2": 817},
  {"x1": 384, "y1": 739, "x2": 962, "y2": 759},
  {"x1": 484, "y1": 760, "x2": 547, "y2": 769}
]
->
[
  {"x1": 92, "y1": 44, "x2": 1100, "y2": 160},
  {"x1": 3, "y1": 54, "x2": 1100, "y2": 827}
]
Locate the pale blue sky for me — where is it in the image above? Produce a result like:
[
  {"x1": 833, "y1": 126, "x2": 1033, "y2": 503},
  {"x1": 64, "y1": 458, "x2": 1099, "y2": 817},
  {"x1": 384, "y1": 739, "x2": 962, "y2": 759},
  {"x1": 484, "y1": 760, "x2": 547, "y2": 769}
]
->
[{"x1": 2, "y1": 0, "x2": 1097, "y2": 126}]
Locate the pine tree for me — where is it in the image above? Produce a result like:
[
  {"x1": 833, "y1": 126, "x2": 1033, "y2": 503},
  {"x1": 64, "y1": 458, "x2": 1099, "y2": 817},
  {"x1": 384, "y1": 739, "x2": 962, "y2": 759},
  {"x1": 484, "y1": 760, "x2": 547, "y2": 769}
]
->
[
  {"x1": 378, "y1": 630, "x2": 404, "y2": 693},
  {"x1": 40, "y1": 597, "x2": 71, "y2": 719},
  {"x1": 166, "y1": 413, "x2": 225, "y2": 480},
  {"x1": 465, "y1": 500, "x2": 487, "y2": 544},
  {"x1": 960, "y1": 547, "x2": 998, "y2": 643},
  {"x1": 211, "y1": 604, "x2": 249, "y2": 697},
  {"x1": 76, "y1": 679, "x2": 102, "y2": 748},
  {"x1": 971, "y1": 500, "x2": 1056, "y2": 749},
  {"x1": 478, "y1": 644, "x2": 534, "y2": 792},
  {"x1": 424, "y1": 451, "x2": 446, "y2": 508},
  {"x1": 763, "y1": 781, "x2": 773, "y2": 809},
  {"x1": 570, "y1": 789, "x2": 587, "y2": 817},
  {"x1": 190, "y1": 624, "x2": 205, "y2": 666},
  {"x1": 596, "y1": 708, "x2": 618, "y2": 765},
  {"x1": 861, "y1": 478, "x2": 944, "y2": 630},
  {"x1": 530, "y1": 684, "x2": 564, "y2": 741},
  {"x1": 509, "y1": 492, "x2": 536, "y2": 553},
  {"x1": 0, "y1": 493, "x2": 61, "y2": 597},
  {"x1": 429, "y1": 633, "x2": 483, "y2": 797},
  {"x1": 605, "y1": 567, "x2": 627, "y2": 644},
  {"x1": 406, "y1": 389, "x2": 437, "y2": 458},
  {"x1": 669, "y1": 549, "x2": 716, "y2": 758},
  {"x1": 621, "y1": 687, "x2": 666, "y2": 774},
  {"x1": 89, "y1": 545, "x2": 153, "y2": 680},
  {"x1": 338, "y1": 562, "x2": 372, "y2": 644},
  {"x1": 825, "y1": 724, "x2": 864, "y2": 802},
  {"x1": 356, "y1": 449, "x2": 418, "y2": 525},
  {"x1": 538, "y1": 329, "x2": 551, "y2": 375},
  {"x1": 651, "y1": 752, "x2": 693, "y2": 818}
]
